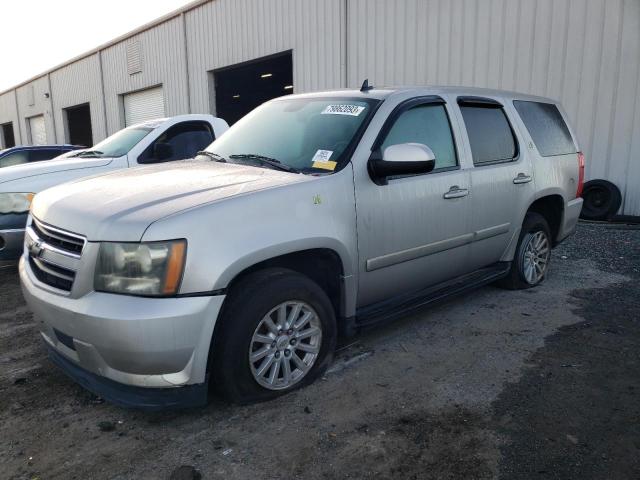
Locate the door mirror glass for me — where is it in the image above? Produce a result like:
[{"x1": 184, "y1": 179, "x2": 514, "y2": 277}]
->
[{"x1": 369, "y1": 143, "x2": 436, "y2": 185}]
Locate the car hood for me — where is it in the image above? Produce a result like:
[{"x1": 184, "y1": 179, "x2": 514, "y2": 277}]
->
[
  {"x1": 31, "y1": 160, "x2": 313, "y2": 241},
  {"x1": 0, "y1": 156, "x2": 115, "y2": 185}
]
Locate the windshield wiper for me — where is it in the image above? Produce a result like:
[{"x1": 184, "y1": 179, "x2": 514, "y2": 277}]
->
[
  {"x1": 229, "y1": 154, "x2": 300, "y2": 174},
  {"x1": 196, "y1": 151, "x2": 227, "y2": 162},
  {"x1": 77, "y1": 150, "x2": 104, "y2": 157}
]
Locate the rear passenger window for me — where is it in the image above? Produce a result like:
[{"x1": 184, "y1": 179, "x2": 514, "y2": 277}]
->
[
  {"x1": 381, "y1": 104, "x2": 457, "y2": 170},
  {"x1": 0, "y1": 151, "x2": 29, "y2": 168},
  {"x1": 459, "y1": 105, "x2": 517, "y2": 165},
  {"x1": 513, "y1": 101, "x2": 576, "y2": 157}
]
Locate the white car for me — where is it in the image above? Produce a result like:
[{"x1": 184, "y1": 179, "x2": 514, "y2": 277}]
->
[{"x1": 0, "y1": 114, "x2": 228, "y2": 266}]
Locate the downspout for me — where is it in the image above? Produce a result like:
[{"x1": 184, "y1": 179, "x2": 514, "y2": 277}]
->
[
  {"x1": 46, "y1": 73, "x2": 58, "y2": 142},
  {"x1": 181, "y1": 12, "x2": 192, "y2": 113},
  {"x1": 97, "y1": 50, "x2": 109, "y2": 141}
]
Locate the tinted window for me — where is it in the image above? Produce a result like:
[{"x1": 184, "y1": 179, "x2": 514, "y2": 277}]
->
[
  {"x1": 460, "y1": 106, "x2": 517, "y2": 164},
  {"x1": 381, "y1": 104, "x2": 457, "y2": 169},
  {"x1": 140, "y1": 121, "x2": 214, "y2": 163},
  {"x1": 513, "y1": 101, "x2": 576, "y2": 156},
  {"x1": 29, "y1": 149, "x2": 62, "y2": 162},
  {"x1": 0, "y1": 151, "x2": 29, "y2": 168}
]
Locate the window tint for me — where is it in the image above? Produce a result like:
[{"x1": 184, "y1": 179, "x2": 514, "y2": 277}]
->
[
  {"x1": 460, "y1": 106, "x2": 517, "y2": 165},
  {"x1": 29, "y1": 149, "x2": 62, "y2": 162},
  {"x1": 381, "y1": 104, "x2": 457, "y2": 169},
  {"x1": 140, "y1": 121, "x2": 214, "y2": 163},
  {"x1": 513, "y1": 101, "x2": 576, "y2": 156},
  {"x1": 0, "y1": 151, "x2": 29, "y2": 168}
]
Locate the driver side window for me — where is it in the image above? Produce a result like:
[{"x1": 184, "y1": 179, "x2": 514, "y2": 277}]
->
[
  {"x1": 381, "y1": 104, "x2": 458, "y2": 170},
  {"x1": 138, "y1": 121, "x2": 215, "y2": 163}
]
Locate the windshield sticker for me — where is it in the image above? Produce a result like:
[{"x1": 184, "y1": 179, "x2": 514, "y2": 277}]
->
[
  {"x1": 321, "y1": 105, "x2": 365, "y2": 116},
  {"x1": 312, "y1": 150, "x2": 336, "y2": 171}
]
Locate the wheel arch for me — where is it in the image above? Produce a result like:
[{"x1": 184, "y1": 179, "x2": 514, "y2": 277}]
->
[{"x1": 527, "y1": 194, "x2": 564, "y2": 245}]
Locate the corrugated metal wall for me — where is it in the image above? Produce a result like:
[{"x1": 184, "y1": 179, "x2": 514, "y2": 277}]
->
[
  {"x1": 100, "y1": 17, "x2": 190, "y2": 134},
  {"x1": 346, "y1": 0, "x2": 640, "y2": 216},
  {"x1": 184, "y1": 0, "x2": 345, "y2": 114},
  {"x1": 1, "y1": 0, "x2": 639, "y2": 214},
  {"x1": 49, "y1": 54, "x2": 106, "y2": 144}
]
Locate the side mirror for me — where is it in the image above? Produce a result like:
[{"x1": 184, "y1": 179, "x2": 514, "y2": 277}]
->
[
  {"x1": 369, "y1": 143, "x2": 436, "y2": 185},
  {"x1": 153, "y1": 142, "x2": 174, "y2": 161}
]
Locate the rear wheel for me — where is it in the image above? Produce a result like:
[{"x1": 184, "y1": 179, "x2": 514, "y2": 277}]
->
[
  {"x1": 497, "y1": 212, "x2": 551, "y2": 290},
  {"x1": 210, "y1": 268, "x2": 337, "y2": 404}
]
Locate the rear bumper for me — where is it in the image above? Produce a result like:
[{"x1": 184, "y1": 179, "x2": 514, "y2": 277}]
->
[{"x1": 557, "y1": 197, "x2": 583, "y2": 243}]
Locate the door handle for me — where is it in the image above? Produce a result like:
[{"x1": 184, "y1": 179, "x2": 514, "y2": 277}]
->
[
  {"x1": 443, "y1": 186, "x2": 469, "y2": 199},
  {"x1": 513, "y1": 173, "x2": 532, "y2": 184}
]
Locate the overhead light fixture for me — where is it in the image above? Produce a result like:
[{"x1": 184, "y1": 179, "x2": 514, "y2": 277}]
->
[
  {"x1": 284, "y1": 85, "x2": 293, "y2": 90},
  {"x1": 260, "y1": 73, "x2": 273, "y2": 78},
  {"x1": 232, "y1": 94, "x2": 240, "y2": 99}
]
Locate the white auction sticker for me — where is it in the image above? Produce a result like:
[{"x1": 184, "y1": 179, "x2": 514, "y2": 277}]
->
[
  {"x1": 312, "y1": 149, "x2": 333, "y2": 162},
  {"x1": 321, "y1": 104, "x2": 365, "y2": 116}
]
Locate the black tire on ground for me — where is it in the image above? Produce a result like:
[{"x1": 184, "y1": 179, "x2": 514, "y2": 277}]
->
[
  {"x1": 580, "y1": 179, "x2": 622, "y2": 221},
  {"x1": 497, "y1": 212, "x2": 552, "y2": 290},
  {"x1": 209, "y1": 268, "x2": 337, "y2": 404}
]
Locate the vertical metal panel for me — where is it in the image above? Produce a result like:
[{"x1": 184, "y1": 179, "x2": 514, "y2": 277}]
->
[
  {"x1": 346, "y1": 0, "x2": 640, "y2": 215},
  {"x1": 184, "y1": 0, "x2": 345, "y2": 115},
  {"x1": 50, "y1": 53, "x2": 106, "y2": 144},
  {"x1": 101, "y1": 16, "x2": 189, "y2": 134},
  {"x1": 15, "y1": 76, "x2": 55, "y2": 145}
]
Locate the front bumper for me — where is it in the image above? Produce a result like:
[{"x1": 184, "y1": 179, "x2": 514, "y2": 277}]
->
[
  {"x1": 0, "y1": 213, "x2": 28, "y2": 266},
  {"x1": 20, "y1": 257, "x2": 226, "y2": 408}
]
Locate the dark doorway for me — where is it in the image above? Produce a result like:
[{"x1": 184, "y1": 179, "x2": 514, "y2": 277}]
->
[
  {"x1": 65, "y1": 103, "x2": 93, "y2": 146},
  {"x1": 1, "y1": 122, "x2": 15, "y2": 148},
  {"x1": 214, "y1": 51, "x2": 293, "y2": 125}
]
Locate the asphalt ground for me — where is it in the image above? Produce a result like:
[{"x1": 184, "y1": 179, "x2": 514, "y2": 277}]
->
[{"x1": 0, "y1": 221, "x2": 638, "y2": 479}]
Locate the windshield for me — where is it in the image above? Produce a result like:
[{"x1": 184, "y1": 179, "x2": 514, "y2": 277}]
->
[
  {"x1": 204, "y1": 97, "x2": 379, "y2": 173},
  {"x1": 79, "y1": 127, "x2": 152, "y2": 158}
]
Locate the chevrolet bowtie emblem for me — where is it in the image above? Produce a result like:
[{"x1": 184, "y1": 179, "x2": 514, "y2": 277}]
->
[{"x1": 28, "y1": 239, "x2": 44, "y2": 258}]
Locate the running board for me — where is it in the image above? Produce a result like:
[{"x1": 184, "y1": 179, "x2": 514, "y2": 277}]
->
[{"x1": 354, "y1": 262, "x2": 511, "y2": 329}]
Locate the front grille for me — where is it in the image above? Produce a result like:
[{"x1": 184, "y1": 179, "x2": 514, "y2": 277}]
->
[
  {"x1": 27, "y1": 218, "x2": 85, "y2": 293},
  {"x1": 31, "y1": 220, "x2": 84, "y2": 256},
  {"x1": 29, "y1": 256, "x2": 74, "y2": 291}
]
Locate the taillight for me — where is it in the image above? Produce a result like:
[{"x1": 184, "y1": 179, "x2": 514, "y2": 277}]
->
[{"x1": 576, "y1": 151, "x2": 585, "y2": 198}]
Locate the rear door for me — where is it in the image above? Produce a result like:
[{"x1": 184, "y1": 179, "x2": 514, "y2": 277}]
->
[{"x1": 455, "y1": 96, "x2": 536, "y2": 270}]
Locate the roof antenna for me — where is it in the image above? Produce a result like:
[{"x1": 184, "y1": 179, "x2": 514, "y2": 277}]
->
[{"x1": 360, "y1": 78, "x2": 374, "y2": 92}]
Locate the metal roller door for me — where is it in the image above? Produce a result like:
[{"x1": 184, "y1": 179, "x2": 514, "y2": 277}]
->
[
  {"x1": 123, "y1": 86, "x2": 165, "y2": 126},
  {"x1": 29, "y1": 115, "x2": 46, "y2": 145}
]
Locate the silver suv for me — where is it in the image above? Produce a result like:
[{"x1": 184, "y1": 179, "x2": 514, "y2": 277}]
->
[{"x1": 20, "y1": 86, "x2": 584, "y2": 408}]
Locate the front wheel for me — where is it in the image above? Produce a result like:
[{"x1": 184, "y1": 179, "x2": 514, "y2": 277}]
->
[
  {"x1": 210, "y1": 268, "x2": 337, "y2": 404},
  {"x1": 497, "y1": 212, "x2": 552, "y2": 290}
]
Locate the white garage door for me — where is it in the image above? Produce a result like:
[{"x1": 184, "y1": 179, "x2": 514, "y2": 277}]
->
[
  {"x1": 123, "y1": 86, "x2": 165, "y2": 126},
  {"x1": 29, "y1": 115, "x2": 46, "y2": 145}
]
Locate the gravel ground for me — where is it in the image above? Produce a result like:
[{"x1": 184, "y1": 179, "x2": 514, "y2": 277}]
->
[{"x1": 0, "y1": 222, "x2": 638, "y2": 479}]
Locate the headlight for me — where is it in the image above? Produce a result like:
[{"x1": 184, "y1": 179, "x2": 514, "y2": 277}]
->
[
  {"x1": 94, "y1": 240, "x2": 187, "y2": 296},
  {"x1": 0, "y1": 192, "x2": 35, "y2": 214}
]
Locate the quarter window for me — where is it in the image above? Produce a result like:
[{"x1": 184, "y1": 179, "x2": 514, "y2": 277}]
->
[
  {"x1": 460, "y1": 105, "x2": 517, "y2": 165},
  {"x1": 381, "y1": 104, "x2": 457, "y2": 170},
  {"x1": 513, "y1": 101, "x2": 576, "y2": 157}
]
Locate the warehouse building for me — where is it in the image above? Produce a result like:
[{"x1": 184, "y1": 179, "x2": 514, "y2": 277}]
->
[{"x1": 0, "y1": 0, "x2": 639, "y2": 216}]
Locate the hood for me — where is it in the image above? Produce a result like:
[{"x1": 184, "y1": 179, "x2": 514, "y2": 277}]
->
[
  {"x1": 31, "y1": 160, "x2": 312, "y2": 241},
  {"x1": 0, "y1": 156, "x2": 115, "y2": 185}
]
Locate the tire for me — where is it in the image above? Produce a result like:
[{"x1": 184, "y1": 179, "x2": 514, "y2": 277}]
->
[
  {"x1": 210, "y1": 268, "x2": 337, "y2": 404},
  {"x1": 497, "y1": 212, "x2": 552, "y2": 290},
  {"x1": 580, "y1": 179, "x2": 622, "y2": 221}
]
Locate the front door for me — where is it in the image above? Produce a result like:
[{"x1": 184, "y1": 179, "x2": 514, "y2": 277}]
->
[{"x1": 354, "y1": 97, "x2": 473, "y2": 307}]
